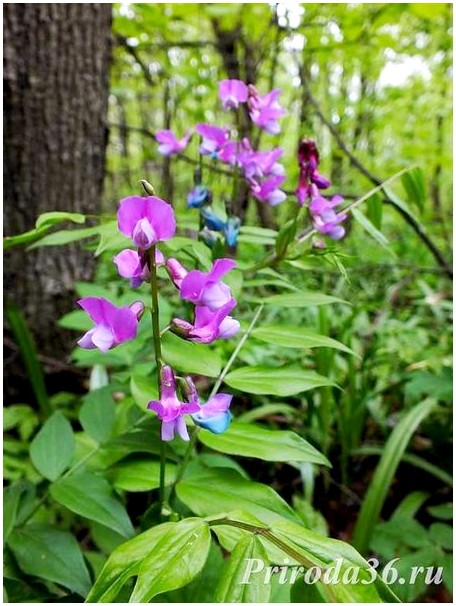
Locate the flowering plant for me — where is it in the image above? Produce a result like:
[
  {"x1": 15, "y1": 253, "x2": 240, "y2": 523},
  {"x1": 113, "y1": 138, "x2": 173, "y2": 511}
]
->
[{"x1": 5, "y1": 77, "x2": 412, "y2": 604}]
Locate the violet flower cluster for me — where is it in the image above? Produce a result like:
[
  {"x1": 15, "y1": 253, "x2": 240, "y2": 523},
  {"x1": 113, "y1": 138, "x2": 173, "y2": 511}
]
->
[
  {"x1": 154, "y1": 78, "x2": 287, "y2": 250},
  {"x1": 296, "y1": 139, "x2": 347, "y2": 241},
  {"x1": 77, "y1": 193, "x2": 239, "y2": 440}
]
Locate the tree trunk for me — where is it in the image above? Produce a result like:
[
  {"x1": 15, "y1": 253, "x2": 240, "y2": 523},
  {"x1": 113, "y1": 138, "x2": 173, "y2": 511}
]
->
[{"x1": 4, "y1": 4, "x2": 112, "y2": 397}]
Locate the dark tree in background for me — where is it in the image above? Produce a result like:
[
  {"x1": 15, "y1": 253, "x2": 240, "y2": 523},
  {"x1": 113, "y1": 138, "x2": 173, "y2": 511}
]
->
[{"x1": 4, "y1": 4, "x2": 112, "y2": 396}]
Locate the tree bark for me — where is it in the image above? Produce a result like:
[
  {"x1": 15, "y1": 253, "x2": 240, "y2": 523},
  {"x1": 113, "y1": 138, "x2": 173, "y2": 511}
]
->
[{"x1": 4, "y1": 4, "x2": 112, "y2": 394}]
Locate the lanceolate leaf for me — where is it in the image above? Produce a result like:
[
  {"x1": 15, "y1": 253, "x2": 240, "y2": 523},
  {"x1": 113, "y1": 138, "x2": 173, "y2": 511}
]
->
[
  {"x1": 262, "y1": 292, "x2": 347, "y2": 307},
  {"x1": 198, "y1": 422, "x2": 330, "y2": 467},
  {"x1": 161, "y1": 332, "x2": 222, "y2": 378},
  {"x1": 252, "y1": 325, "x2": 356, "y2": 355},
  {"x1": 224, "y1": 365, "x2": 335, "y2": 396},
  {"x1": 29, "y1": 411, "x2": 74, "y2": 481},
  {"x1": 50, "y1": 473, "x2": 134, "y2": 538},
  {"x1": 215, "y1": 535, "x2": 271, "y2": 603},
  {"x1": 8, "y1": 524, "x2": 91, "y2": 597},
  {"x1": 176, "y1": 468, "x2": 300, "y2": 524},
  {"x1": 87, "y1": 522, "x2": 175, "y2": 602},
  {"x1": 130, "y1": 518, "x2": 211, "y2": 602}
]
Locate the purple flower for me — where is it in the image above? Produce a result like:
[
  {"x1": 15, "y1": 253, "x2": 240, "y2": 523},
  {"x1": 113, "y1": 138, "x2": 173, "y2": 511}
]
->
[
  {"x1": 166, "y1": 258, "x2": 188, "y2": 289},
  {"x1": 296, "y1": 139, "x2": 331, "y2": 206},
  {"x1": 238, "y1": 142, "x2": 284, "y2": 180},
  {"x1": 155, "y1": 129, "x2": 192, "y2": 156},
  {"x1": 196, "y1": 124, "x2": 230, "y2": 158},
  {"x1": 218, "y1": 141, "x2": 239, "y2": 166},
  {"x1": 113, "y1": 248, "x2": 164, "y2": 288},
  {"x1": 250, "y1": 174, "x2": 287, "y2": 206},
  {"x1": 219, "y1": 79, "x2": 248, "y2": 110},
  {"x1": 180, "y1": 258, "x2": 236, "y2": 311},
  {"x1": 117, "y1": 196, "x2": 176, "y2": 249},
  {"x1": 171, "y1": 298, "x2": 240, "y2": 344},
  {"x1": 248, "y1": 86, "x2": 286, "y2": 134},
  {"x1": 147, "y1": 366, "x2": 200, "y2": 441},
  {"x1": 77, "y1": 297, "x2": 144, "y2": 352},
  {"x1": 309, "y1": 194, "x2": 346, "y2": 240}
]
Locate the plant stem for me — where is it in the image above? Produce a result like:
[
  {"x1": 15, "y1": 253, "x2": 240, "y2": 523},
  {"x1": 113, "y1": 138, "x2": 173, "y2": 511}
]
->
[
  {"x1": 148, "y1": 244, "x2": 167, "y2": 510},
  {"x1": 207, "y1": 516, "x2": 338, "y2": 602},
  {"x1": 169, "y1": 304, "x2": 265, "y2": 493}
]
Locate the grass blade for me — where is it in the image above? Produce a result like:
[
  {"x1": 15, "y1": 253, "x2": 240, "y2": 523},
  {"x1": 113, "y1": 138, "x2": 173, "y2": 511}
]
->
[{"x1": 352, "y1": 399, "x2": 436, "y2": 553}]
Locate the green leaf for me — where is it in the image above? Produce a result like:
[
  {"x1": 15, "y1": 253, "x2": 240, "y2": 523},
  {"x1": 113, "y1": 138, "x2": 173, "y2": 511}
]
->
[
  {"x1": 28, "y1": 225, "x2": 103, "y2": 248},
  {"x1": 29, "y1": 411, "x2": 75, "y2": 481},
  {"x1": 177, "y1": 468, "x2": 300, "y2": 524},
  {"x1": 3, "y1": 226, "x2": 49, "y2": 249},
  {"x1": 35, "y1": 211, "x2": 86, "y2": 229},
  {"x1": 111, "y1": 459, "x2": 177, "y2": 492},
  {"x1": 224, "y1": 365, "x2": 335, "y2": 396},
  {"x1": 130, "y1": 518, "x2": 211, "y2": 602},
  {"x1": 79, "y1": 387, "x2": 116, "y2": 443},
  {"x1": 427, "y1": 503, "x2": 453, "y2": 521},
  {"x1": 237, "y1": 403, "x2": 297, "y2": 423},
  {"x1": 3, "y1": 483, "x2": 28, "y2": 543},
  {"x1": 252, "y1": 325, "x2": 356, "y2": 355},
  {"x1": 161, "y1": 332, "x2": 222, "y2": 378},
  {"x1": 366, "y1": 193, "x2": 383, "y2": 230},
  {"x1": 215, "y1": 535, "x2": 271, "y2": 603},
  {"x1": 391, "y1": 491, "x2": 429, "y2": 520},
  {"x1": 352, "y1": 398, "x2": 436, "y2": 553},
  {"x1": 429, "y1": 523, "x2": 453, "y2": 550},
  {"x1": 275, "y1": 218, "x2": 297, "y2": 258},
  {"x1": 50, "y1": 472, "x2": 134, "y2": 538},
  {"x1": 87, "y1": 522, "x2": 175, "y2": 602},
  {"x1": 352, "y1": 207, "x2": 394, "y2": 254},
  {"x1": 272, "y1": 519, "x2": 400, "y2": 603},
  {"x1": 198, "y1": 422, "x2": 330, "y2": 466},
  {"x1": 8, "y1": 524, "x2": 91, "y2": 597},
  {"x1": 6, "y1": 303, "x2": 50, "y2": 416},
  {"x1": 262, "y1": 292, "x2": 347, "y2": 307},
  {"x1": 130, "y1": 372, "x2": 158, "y2": 408},
  {"x1": 401, "y1": 167, "x2": 426, "y2": 213}
]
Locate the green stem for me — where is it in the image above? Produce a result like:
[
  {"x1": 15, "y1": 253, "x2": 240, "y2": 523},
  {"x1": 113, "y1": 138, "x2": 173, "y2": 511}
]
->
[
  {"x1": 148, "y1": 244, "x2": 167, "y2": 510},
  {"x1": 170, "y1": 304, "x2": 264, "y2": 493},
  {"x1": 207, "y1": 516, "x2": 338, "y2": 602}
]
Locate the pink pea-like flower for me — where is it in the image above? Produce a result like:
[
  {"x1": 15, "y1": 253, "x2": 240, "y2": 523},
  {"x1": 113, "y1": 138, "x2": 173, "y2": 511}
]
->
[
  {"x1": 250, "y1": 174, "x2": 287, "y2": 206},
  {"x1": 248, "y1": 86, "x2": 286, "y2": 135},
  {"x1": 113, "y1": 248, "x2": 164, "y2": 288},
  {"x1": 218, "y1": 79, "x2": 248, "y2": 110},
  {"x1": 309, "y1": 194, "x2": 346, "y2": 240},
  {"x1": 117, "y1": 196, "x2": 176, "y2": 250},
  {"x1": 180, "y1": 258, "x2": 236, "y2": 311},
  {"x1": 147, "y1": 366, "x2": 200, "y2": 441},
  {"x1": 155, "y1": 129, "x2": 192, "y2": 156},
  {"x1": 171, "y1": 298, "x2": 240, "y2": 344},
  {"x1": 77, "y1": 297, "x2": 144, "y2": 352},
  {"x1": 196, "y1": 124, "x2": 230, "y2": 158}
]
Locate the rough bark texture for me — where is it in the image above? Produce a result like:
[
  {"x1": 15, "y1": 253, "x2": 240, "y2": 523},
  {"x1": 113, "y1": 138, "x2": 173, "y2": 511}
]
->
[{"x1": 4, "y1": 4, "x2": 112, "y2": 394}]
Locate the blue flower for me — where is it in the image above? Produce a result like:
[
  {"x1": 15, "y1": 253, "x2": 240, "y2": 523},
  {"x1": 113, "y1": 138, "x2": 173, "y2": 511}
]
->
[
  {"x1": 201, "y1": 206, "x2": 226, "y2": 232},
  {"x1": 223, "y1": 216, "x2": 241, "y2": 247},
  {"x1": 187, "y1": 185, "x2": 211, "y2": 208},
  {"x1": 191, "y1": 393, "x2": 233, "y2": 434}
]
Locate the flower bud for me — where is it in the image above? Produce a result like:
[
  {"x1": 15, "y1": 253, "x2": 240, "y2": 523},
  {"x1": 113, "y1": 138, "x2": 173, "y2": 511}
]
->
[
  {"x1": 140, "y1": 179, "x2": 156, "y2": 195},
  {"x1": 166, "y1": 258, "x2": 188, "y2": 289},
  {"x1": 129, "y1": 301, "x2": 145, "y2": 320}
]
